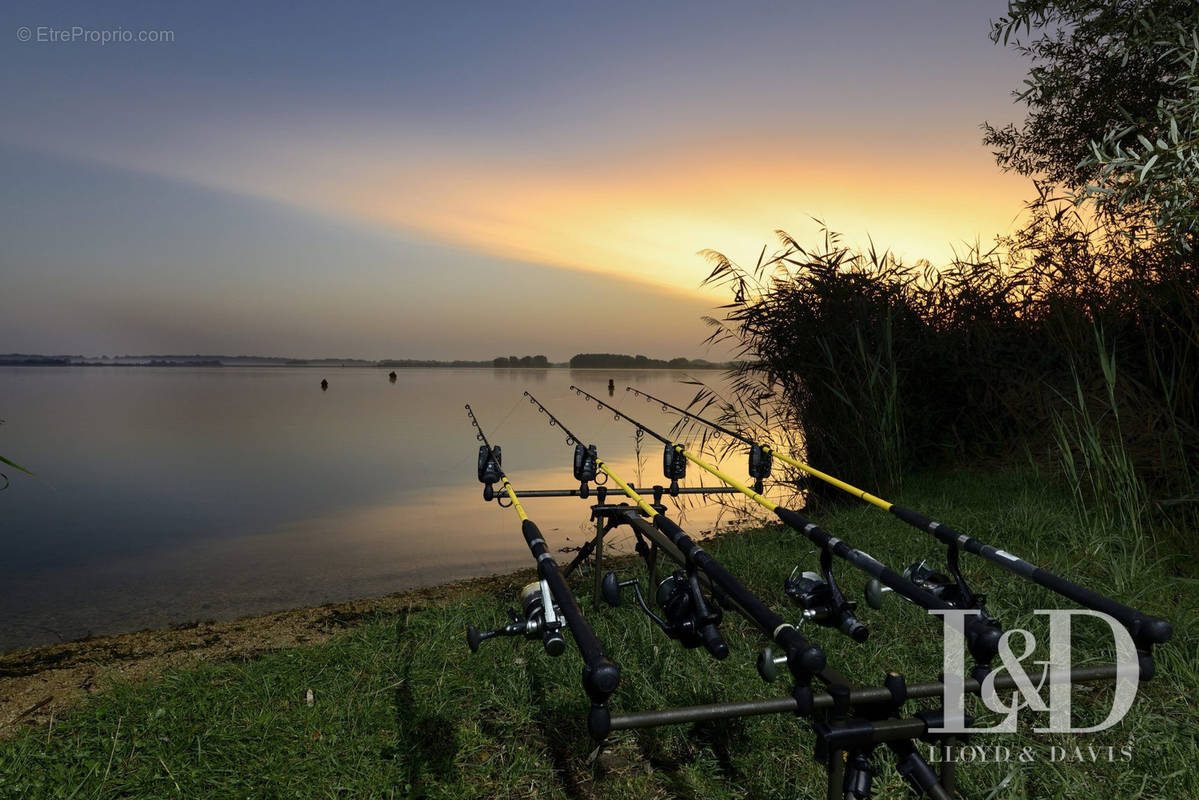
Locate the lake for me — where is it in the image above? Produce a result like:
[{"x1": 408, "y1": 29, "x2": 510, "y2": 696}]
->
[{"x1": 0, "y1": 367, "x2": 768, "y2": 651}]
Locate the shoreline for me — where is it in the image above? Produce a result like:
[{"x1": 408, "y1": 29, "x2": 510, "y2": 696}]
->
[
  {"x1": 0, "y1": 566, "x2": 546, "y2": 739},
  {"x1": 0, "y1": 362, "x2": 731, "y2": 370}
]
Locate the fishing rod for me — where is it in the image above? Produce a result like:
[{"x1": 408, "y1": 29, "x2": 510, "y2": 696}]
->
[
  {"x1": 571, "y1": 386, "x2": 1004, "y2": 674},
  {"x1": 522, "y1": 391, "x2": 729, "y2": 660},
  {"x1": 521, "y1": 391, "x2": 830, "y2": 692},
  {"x1": 464, "y1": 404, "x2": 620, "y2": 738},
  {"x1": 624, "y1": 387, "x2": 1174, "y2": 675}
]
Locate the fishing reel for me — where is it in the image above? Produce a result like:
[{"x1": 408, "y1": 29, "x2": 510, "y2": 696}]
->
[
  {"x1": 662, "y1": 444, "x2": 687, "y2": 496},
  {"x1": 748, "y1": 444, "x2": 772, "y2": 493},
  {"x1": 785, "y1": 568, "x2": 869, "y2": 643},
  {"x1": 573, "y1": 443, "x2": 602, "y2": 497},
  {"x1": 601, "y1": 568, "x2": 729, "y2": 659},
  {"x1": 477, "y1": 444, "x2": 502, "y2": 501},
  {"x1": 466, "y1": 580, "x2": 566, "y2": 656},
  {"x1": 864, "y1": 559, "x2": 1002, "y2": 677},
  {"x1": 759, "y1": 556, "x2": 867, "y2": 682},
  {"x1": 864, "y1": 560, "x2": 983, "y2": 611}
]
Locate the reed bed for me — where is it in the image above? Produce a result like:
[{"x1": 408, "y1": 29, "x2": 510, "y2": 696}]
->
[{"x1": 697, "y1": 216, "x2": 1198, "y2": 546}]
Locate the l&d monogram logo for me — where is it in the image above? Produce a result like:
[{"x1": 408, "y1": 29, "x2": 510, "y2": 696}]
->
[{"x1": 931, "y1": 610, "x2": 1141, "y2": 734}]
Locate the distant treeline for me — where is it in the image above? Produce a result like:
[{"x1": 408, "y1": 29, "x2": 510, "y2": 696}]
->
[
  {"x1": 491, "y1": 355, "x2": 550, "y2": 368},
  {"x1": 568, "y1": 353, "x2": 724, "y2": 369},
  {"x1": 380, "y1": 359, "x2": 496, "y2": 368},
  {"x1": 1, "y1": 352, "x2": 726, "y2": 369},
  {"x1": 0, "y1": 355, "x2": 73, "y2": 366}
]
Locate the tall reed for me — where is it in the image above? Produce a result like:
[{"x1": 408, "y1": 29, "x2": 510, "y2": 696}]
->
[
  {"x1": 699, "y1": 218, "x2": 1198, "y2": 532},
  {"x1": 1051, "y1": 328, "x2": 1152, "y2": 577}
]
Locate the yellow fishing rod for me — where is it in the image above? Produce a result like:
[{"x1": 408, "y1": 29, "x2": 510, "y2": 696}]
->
[
  {"x1": 521, "y1": 392, "x2": 829, "y2": 689},
  {"x1": 624, "y1": 387, "x2": 1174, "y2": 672},
  {"x1": 464, "y1": 404, "x2": 620, "y2": 738},
  {"x1": 571, "y1": 386, "x2": 1007, "y2": 669}
]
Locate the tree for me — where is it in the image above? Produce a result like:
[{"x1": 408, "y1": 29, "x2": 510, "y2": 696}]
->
[{"x1": 985, "y1": 1, "x2": 1199, "y2": 248}]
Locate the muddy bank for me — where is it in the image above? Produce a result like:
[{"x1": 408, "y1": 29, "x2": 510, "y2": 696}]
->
[{"x1": 0, "y1": 567, "x2": 541, "y2": 739}]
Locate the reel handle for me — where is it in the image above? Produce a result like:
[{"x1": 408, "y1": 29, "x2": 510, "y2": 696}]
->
[
  {"x1": 865, "y1": 579, "x2": 892, "y2": 609},
  {"x1": 756, "y1": 645, "x2": 788, "y2": 682},
  {"x1": 845, "y1": 751, "x2": 874, "y2": 799},
  {"x1": 789, "y1": 568, "x2": 870, "y2": 642},
  {"x1": 466, "y1": 623, "x2": 511, "y2": 652},
  {"x1": 601, "y1": 571, "x2": 626, "y2": 607},
  {"x1": 466, "y1": 624, "x2": 485, "y2": 653}
]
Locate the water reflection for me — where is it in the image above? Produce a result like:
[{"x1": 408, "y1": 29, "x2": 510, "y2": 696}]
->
[
  {"x1": 0, "y1": 366, "x2": 788, "y2": 651},
  {"x1": 492, "y1": 367, "x2": 550, "y2": 382}
]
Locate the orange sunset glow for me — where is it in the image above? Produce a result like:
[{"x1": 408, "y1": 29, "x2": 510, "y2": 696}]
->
[{"x1": 2, "y1": 1, "x2": 1033, "y2": 358}]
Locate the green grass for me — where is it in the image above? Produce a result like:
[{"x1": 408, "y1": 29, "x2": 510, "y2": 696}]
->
[{"x1": 1, "y1": 469, "x2": 1195, "y2": 799}]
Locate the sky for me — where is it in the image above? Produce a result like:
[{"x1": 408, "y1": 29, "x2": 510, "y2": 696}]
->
[{"x1": 0, "y1": 1, "x2": 1034, "y2": 360}]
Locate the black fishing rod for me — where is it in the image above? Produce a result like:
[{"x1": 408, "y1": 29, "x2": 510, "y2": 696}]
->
[
  {"x1": 464, "y1": 404, "x2": 620, "y2": 738},
  {"x1": 521, "y1": 391, "x2": 730, "y2": 660},
  {"x1": 522, "y1": 391, "x2": 830, "y2": 695},
  {"x1": 625, "y1": 386, "x2": 1173, "y2": 674},
  {"x1": 571, "y1": 386, "x2": 1003, "y2": 672}
]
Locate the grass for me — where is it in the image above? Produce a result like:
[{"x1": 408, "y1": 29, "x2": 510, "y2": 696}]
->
[{"x1": 0, "y1": 469, "x2": 1195, "y2": 799}]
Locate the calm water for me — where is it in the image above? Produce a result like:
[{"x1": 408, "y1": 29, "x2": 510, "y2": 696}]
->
[{"x1": 0, "y1": 367, "x2": 762, "y2": 651}]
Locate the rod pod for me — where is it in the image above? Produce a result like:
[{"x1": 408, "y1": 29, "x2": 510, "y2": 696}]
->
[{"x1": 525, "y1": 394, "x2": 978, "y2": 798}]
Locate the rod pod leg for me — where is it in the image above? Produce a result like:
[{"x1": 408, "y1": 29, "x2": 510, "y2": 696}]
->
[
  {"x1": 940, "y1": 737, "x2": 957, "y2": 797},
  {"x1": 888, "y1": 740, "x2": 952, "y2": 800},
  {"x1": 826, "y1": 749, "x2": 847, "y2": 800},
  {"x1": 843, "y1": 750, "x2": 874, "y2": 798},
  {"x1": 592, "y1": 514, "x2": 604, "y2": 607}
]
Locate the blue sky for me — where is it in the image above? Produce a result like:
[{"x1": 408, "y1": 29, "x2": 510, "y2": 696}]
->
[{"x1": 0, "y1": 1, "x2": 1032, "y2": 359}]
